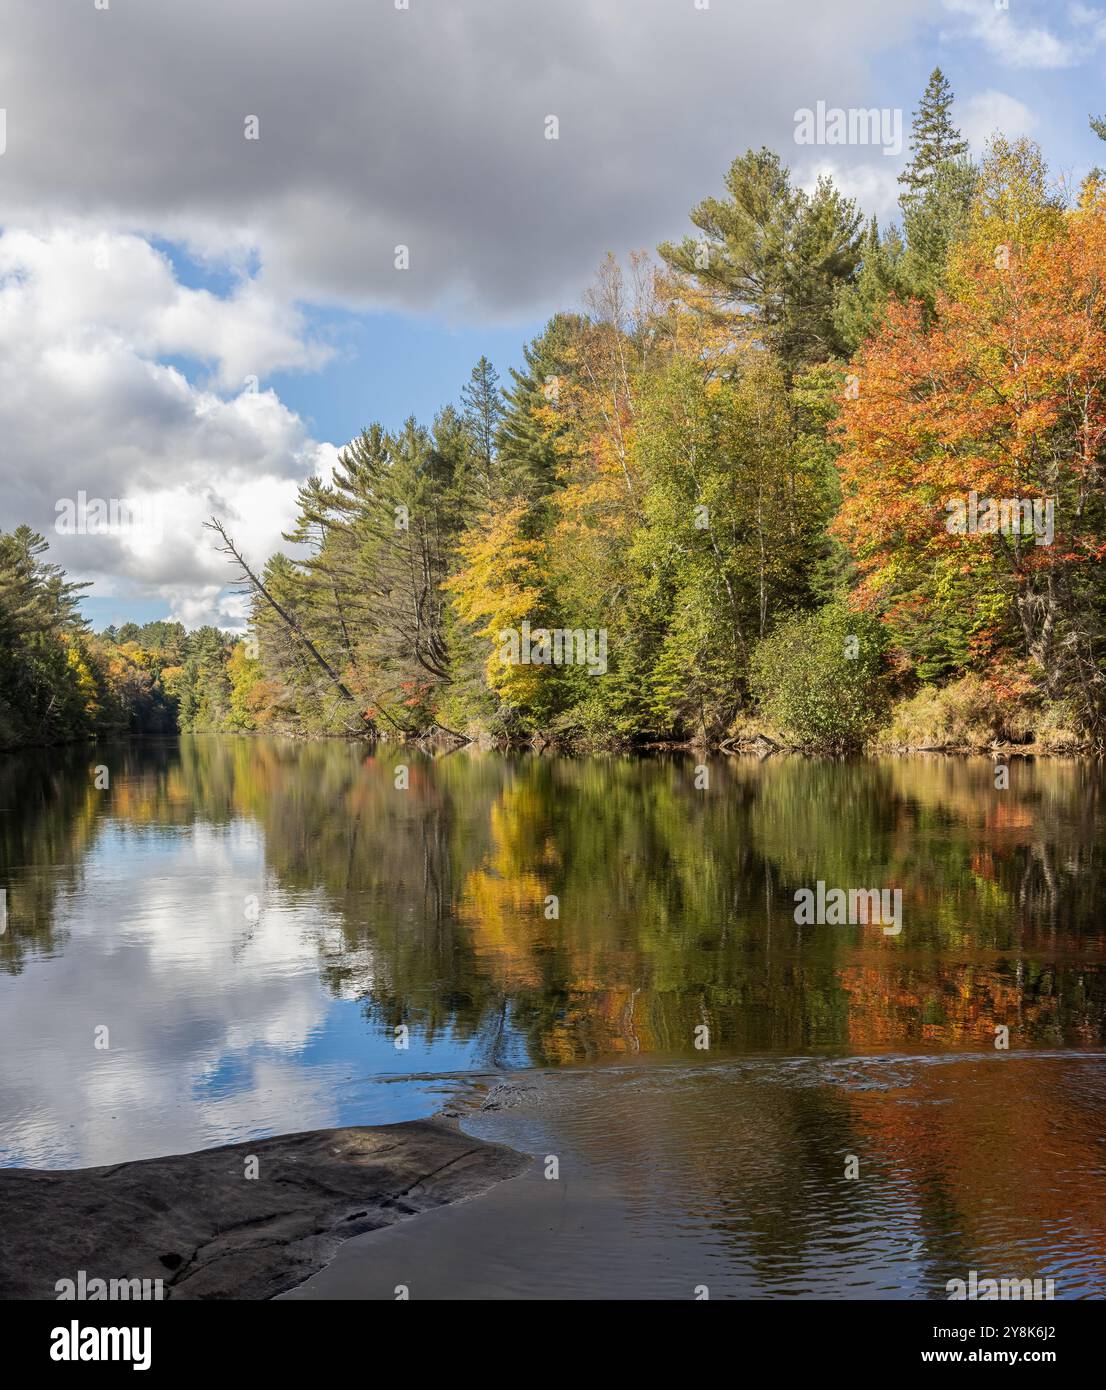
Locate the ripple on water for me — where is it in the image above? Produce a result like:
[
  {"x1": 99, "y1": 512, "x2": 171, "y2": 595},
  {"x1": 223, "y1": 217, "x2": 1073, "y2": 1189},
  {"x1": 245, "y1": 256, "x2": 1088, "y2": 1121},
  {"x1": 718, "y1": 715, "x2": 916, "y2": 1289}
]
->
[{"x1": 284, "y1": 1052, "x2": 1106, "y2": 1300}]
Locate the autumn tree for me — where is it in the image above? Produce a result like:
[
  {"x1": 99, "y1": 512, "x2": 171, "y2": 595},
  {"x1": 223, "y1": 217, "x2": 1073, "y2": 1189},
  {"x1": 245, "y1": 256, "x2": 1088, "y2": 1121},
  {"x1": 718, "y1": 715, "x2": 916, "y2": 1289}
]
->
[
  {"x1": 834, "y1": 143, "x2": 1106, "y2": 735},
  {"x1": 443, "y1": 498, "x2": 550, "y2": 728},
  {"x1": 632, "y1": 352, "x2": 824, "y2": 737}
]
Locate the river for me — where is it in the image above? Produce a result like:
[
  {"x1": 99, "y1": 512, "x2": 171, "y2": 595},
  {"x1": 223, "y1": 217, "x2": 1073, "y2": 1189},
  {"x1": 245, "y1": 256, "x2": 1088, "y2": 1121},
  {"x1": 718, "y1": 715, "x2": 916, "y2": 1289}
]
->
[{"x1": 2, "y1": 736, "x2": 1105, "y2": 1296}]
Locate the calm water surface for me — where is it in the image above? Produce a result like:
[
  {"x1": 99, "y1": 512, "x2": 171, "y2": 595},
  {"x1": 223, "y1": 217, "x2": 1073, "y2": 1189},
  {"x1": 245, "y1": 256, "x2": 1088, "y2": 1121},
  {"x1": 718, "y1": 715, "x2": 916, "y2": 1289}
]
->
[{"x1": 3, "y1": 736, "x2": 1105, "y2": 1296}]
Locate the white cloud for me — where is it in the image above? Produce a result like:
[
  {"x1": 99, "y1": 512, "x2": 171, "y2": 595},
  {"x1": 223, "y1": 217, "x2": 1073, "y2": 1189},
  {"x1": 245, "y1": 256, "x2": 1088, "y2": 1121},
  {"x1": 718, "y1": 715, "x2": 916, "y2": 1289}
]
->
[
  {"x1": 1068, "y1": 0, "x2": 1106, "y2": 52},
  {"x1": 0, "y1": 228, "x2": 331, "y2": 390},
  {"x1": 0, "y1": 228, "x2": 336, "y2": 628},
  {"x1": 959, "y1": 90, "x2": 1039, "y2": 154},
  {"x1": 942, "y1": 0, "x2": 1089, "y2": 69},
  {"x1": 798, "y1": 160, "x2": 904, "y2": 228}
]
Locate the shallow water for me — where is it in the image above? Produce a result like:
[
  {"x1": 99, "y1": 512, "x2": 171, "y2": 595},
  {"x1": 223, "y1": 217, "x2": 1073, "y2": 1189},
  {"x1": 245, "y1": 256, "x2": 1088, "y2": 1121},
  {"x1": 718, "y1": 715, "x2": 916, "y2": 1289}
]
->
[
  {"x1": 2, "y1": 736, "x2": 1105, "y2": 1295},
  {"x1": 287, "y1": 1054, "x2": 1106, "y2": 1299}
]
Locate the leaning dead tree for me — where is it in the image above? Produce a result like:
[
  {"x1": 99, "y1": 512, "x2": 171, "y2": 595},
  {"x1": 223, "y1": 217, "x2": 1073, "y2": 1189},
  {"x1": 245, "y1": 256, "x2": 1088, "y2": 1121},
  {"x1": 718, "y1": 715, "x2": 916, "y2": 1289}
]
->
[{"x1": 204, "y1": 516, "x2": 374, "y2": 735}]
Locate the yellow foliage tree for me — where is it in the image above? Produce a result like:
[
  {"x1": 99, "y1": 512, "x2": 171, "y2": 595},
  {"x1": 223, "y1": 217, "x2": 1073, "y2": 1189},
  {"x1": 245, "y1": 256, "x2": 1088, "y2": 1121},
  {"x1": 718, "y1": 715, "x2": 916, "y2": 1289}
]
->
[{"x1": 444, "y1": 500, "x2": 547, "y2": 707}]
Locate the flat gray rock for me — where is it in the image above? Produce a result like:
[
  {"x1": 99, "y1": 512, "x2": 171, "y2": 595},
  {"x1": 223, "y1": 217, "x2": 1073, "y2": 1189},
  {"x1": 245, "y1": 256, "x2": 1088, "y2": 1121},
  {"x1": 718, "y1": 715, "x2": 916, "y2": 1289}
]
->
[{"x1": 0, "y1": 1120, "x2": 527, "y2": 1300}]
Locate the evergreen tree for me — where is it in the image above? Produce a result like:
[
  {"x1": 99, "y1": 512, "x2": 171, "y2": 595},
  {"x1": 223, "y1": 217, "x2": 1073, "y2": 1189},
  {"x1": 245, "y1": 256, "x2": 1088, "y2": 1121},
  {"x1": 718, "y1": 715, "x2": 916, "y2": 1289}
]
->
[
  {"x1": 495, "y1": 314, "x2": 582, "y2": 499},
  {"x1": 898, "y1": 156, "x2": 975, "y2": 311},
  {"x1": 833, "y1": 217, "x2": 905, "y2": 353},
  {"x1": 898, "y1": 68, "x2": 969, "y2": 207},
  {"x1": 0, "y1": 528, "x2": 93, "y2": 747},
  {"x1": 837, "y1": 75, "x2": 974, "y2": 346},
  {"x1": 460, "y1": 356, "x2": 503, "y2": 499},
  {"x1": 660, "y1": 148, "x2": 863, "y2": 373}
]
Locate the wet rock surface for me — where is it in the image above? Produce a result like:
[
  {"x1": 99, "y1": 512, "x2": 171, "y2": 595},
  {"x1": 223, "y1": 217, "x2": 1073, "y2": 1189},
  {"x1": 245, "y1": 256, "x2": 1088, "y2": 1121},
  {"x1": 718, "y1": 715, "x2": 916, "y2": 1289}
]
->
[{"x1": 0, "y1": 1120, "x2": 527, "y2": 1300}]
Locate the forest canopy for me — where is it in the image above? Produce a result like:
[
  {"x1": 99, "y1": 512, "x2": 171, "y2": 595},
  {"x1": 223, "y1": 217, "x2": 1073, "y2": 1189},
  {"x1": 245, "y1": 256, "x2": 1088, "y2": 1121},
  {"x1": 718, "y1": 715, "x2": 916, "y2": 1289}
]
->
[{"x1": 5, "y1": 71, "x2": 1106, "y2": 755}]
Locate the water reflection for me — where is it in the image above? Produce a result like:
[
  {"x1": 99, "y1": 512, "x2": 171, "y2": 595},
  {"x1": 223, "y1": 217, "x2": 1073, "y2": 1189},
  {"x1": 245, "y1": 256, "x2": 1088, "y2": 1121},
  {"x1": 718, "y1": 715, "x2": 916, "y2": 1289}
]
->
[
  {"x1": 2, "y1": 737, "x2": 1106, "y2": 1170},
  {"x1": 288, "y1": 1055, "x2": 1106, "y2": 1299}
]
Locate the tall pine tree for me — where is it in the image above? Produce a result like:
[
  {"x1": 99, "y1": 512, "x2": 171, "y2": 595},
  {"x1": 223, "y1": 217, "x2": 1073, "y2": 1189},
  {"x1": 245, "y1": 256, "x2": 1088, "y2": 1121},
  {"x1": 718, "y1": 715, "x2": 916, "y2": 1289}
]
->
[
  {"x1": 460, "y1": 356, "x2": 503, "y2": 500},
  {"x1": 659, "y1": 148, "x2": 863, "y2": 374},
  {"x1": 898, "y1": 68, "x2": 969, "y2": 206},
  {"x1": 496, "y1": 314, "x2": 582, "y2": 500}
]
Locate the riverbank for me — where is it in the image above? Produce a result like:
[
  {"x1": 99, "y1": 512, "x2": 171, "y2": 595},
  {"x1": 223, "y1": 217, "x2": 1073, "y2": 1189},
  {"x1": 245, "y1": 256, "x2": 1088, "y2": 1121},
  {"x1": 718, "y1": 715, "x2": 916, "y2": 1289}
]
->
[
  {"x1": 1, "y1": 728, "x2": 1098, "y2": 759},
  {"x1": 0, "y1": 1120, "x2": 527, "y2": 1300},
  {"x1": 1, "y1": 674, "x2": 1098, "y2": 760}
]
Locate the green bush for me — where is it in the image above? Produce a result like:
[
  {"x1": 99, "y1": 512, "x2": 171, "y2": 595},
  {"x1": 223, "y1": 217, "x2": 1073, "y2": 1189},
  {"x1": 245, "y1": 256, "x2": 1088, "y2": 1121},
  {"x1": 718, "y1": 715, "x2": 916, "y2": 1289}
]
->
[{"x1": 750, "y1": 603, "x2": 888, "y2": 752}]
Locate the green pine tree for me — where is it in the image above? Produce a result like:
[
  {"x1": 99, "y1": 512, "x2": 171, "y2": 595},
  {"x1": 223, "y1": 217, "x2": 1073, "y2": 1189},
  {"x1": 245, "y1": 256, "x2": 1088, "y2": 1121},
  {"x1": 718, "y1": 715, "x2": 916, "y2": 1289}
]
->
[
  {"x1": 899, "y1": 68, "x2": 970, "y2": 207},
  {"x1": 833, "y1": 217, "x2": 905, "y2": 353},
  {"x1": 898, "y1": 156, "x2": 975, "y2": 310},
  {"x1": 460, "y1": 356, "x2": 503, "y2": 499},
  {"x1": 659, "y1": 148, "x2": 863, "y2": 374},
  {"x1": 495, "y1": 314, "x2": 582, "y2": 499}
]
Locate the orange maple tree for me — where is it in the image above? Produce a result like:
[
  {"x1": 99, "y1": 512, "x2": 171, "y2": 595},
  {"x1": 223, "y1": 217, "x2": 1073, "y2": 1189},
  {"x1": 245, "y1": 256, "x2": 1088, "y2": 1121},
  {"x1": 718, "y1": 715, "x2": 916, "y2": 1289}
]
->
[{"x1": 832, "y1": 177, "x2": 1106, "y2": 706}]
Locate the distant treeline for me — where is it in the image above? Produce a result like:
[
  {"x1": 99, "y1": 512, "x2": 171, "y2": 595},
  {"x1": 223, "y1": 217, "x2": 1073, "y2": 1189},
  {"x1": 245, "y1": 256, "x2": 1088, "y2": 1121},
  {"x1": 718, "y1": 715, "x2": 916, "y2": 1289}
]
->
[
  {"x1": 0, "y1": 556, "x2": 234, "y2": 749},
  {"x1": 5, "y1": 70, "x2": 1106, "y2": 754}
]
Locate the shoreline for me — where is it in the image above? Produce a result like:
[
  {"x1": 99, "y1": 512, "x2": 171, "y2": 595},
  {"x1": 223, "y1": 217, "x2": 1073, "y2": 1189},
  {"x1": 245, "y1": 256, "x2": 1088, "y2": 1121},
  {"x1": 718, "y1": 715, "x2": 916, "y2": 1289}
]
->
[
  {"x1": 0, "y1": 1119, "x2": 527, "y2": 1301},
  {"x1": 2, "y1": 729, "x2": 1100, "y2": 759}
]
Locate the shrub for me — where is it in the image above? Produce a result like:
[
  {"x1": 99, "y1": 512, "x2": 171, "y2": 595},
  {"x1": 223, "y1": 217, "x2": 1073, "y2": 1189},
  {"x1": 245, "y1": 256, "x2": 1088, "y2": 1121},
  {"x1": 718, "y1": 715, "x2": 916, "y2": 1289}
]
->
[
  {"x1": 878, "y1": 671, "x2": 1086, "y2": 751},
  {"x1": 749, "y1": 603, "x2": 888, "y2": 752},
  {"x1": 878, "y1": 674, "x2": 1000, "y2": 750}
]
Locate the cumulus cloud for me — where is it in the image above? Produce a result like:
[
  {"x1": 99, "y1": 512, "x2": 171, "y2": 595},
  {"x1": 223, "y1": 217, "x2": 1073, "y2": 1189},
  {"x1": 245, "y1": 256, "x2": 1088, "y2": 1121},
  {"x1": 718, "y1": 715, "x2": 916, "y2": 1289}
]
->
[
  {"x1": 0, "y1": 0, "x2": 946, "y2": 625},
  {"x1": 796, "y1": 160, "x2": 904, "y2": 228},
  {"x1": 959, "y1": 90, "x2": 1039, "y2": 154},
  {"x1": 0, "y1": 228, "x2": 330, "y2": 389},
  {"x1": 0, "y1": 228, "x2": 336, "y2": 627}
]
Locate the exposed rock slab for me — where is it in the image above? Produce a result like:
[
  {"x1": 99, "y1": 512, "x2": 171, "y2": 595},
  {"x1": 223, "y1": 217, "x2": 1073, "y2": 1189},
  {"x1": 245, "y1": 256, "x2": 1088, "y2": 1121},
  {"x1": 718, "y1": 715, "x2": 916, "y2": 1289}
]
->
[{"x1": 0, "y1": 1120, "x2": 527, "y2": 1300}]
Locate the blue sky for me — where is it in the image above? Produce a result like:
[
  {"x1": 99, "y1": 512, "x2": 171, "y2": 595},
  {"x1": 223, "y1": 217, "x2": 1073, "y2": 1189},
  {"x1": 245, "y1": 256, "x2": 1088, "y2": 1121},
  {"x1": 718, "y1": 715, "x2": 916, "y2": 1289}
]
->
[
  {"x1": 150, "y1": 238, "x2": 542, "y2": 442},
  {"x1": 266, "y1": 310, "x2": 540, "y2": 445}
]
